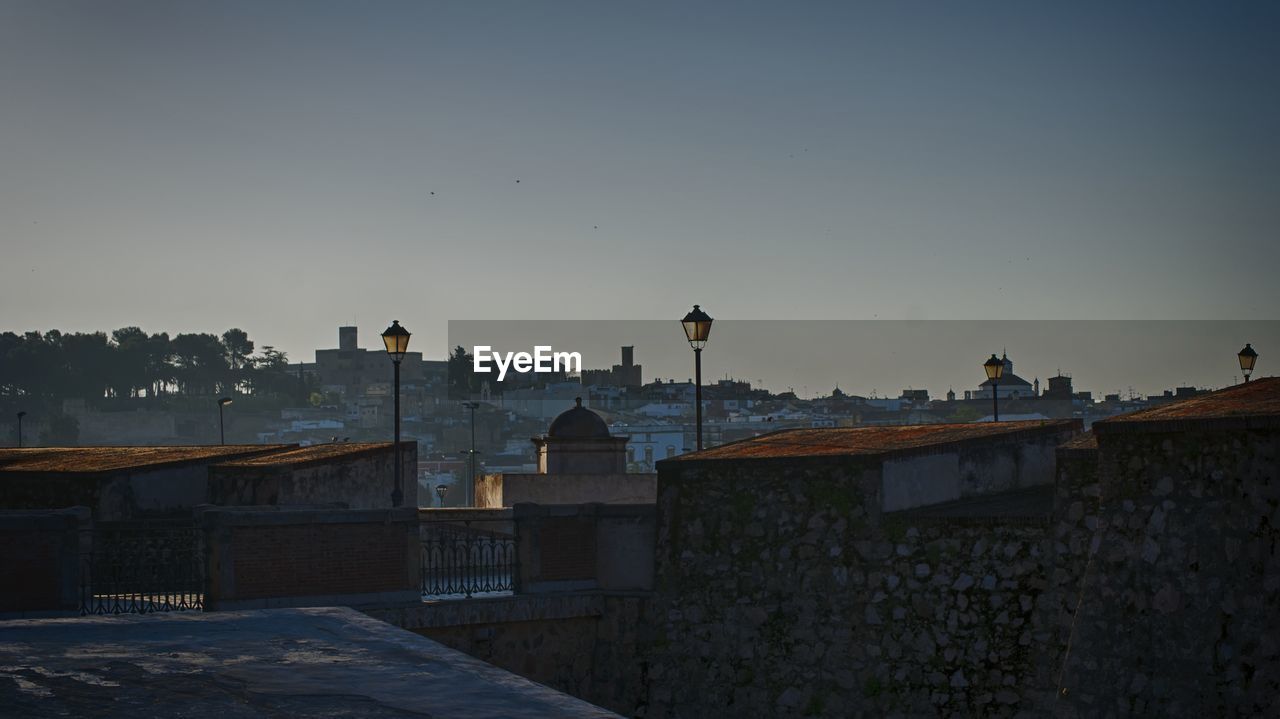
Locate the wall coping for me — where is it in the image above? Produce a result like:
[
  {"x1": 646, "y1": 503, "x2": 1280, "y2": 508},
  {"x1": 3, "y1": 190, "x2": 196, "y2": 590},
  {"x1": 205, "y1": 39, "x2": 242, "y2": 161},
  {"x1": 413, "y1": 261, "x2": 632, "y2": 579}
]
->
[
  {"x1": 419, "y1": 507, "x2": 513, "y2": 522},
  {"x1": 363, "y1": 591, "x2": 654, "y2": 630},
  {"x1": 196, "y1": 505, "x2": 418, "y2": 528},
  {"x1": 1091, "y1": 415, "x2": 1280, "y2": 437},
  {"x1": 0, "y1": 506, "x2": 91, "y2": 530},
  {"x1": 512, "y1": 503, "x2": 656, "y2": 520}
]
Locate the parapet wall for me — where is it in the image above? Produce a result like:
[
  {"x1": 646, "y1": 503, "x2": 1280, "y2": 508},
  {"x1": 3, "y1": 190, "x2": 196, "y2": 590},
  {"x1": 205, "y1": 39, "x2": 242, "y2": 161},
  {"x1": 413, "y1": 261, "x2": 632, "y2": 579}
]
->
[
  {"x1": 0, "y1": 507, "x2": 88, "y2": 616},
  {"x1": 476, "y1": 473, "x2": 656, "y2": 508},
  {"x1": 199, "y1": 506, "x2": 420, "y2": 611},
  {"x1": 1053, "y1": 427, "x2": 1280, "y2": 717},
  {"x1": 648, "y1": 422, "x2": 1279, "y2": 718},
  {"x1": 649, "y1": 458, "x2": 1059, "y2": 717}
]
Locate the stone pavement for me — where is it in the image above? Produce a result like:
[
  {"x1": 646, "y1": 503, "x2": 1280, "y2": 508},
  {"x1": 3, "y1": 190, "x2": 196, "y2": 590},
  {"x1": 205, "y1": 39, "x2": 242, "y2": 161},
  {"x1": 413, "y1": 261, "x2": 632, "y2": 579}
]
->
[{"x1": 0, "y1": 606, "x2": 620, "y2": 718}]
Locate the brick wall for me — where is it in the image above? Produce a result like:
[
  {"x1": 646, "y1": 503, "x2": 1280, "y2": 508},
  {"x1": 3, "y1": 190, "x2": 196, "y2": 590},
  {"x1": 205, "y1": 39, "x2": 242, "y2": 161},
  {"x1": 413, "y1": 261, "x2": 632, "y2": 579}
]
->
[
  {"x1": 0, "y1": 531, "x2": 60, "y2": 612},
  {"x1": 0, "y1": 508, "x2": 88, "y2": 616},
  {"x1": 200, "y1": 507, "x2": 420, "y2": 610},
  {"x1": 230, "y1": 523, "x2": 410, "y2": 599}
]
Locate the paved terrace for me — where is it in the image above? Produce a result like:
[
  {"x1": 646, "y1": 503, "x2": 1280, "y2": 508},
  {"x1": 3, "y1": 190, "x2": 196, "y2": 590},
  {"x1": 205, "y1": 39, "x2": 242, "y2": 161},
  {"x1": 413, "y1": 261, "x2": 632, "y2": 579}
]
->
[{"x1": 0, "y1": 606, "x2": 619, "y2": 718}]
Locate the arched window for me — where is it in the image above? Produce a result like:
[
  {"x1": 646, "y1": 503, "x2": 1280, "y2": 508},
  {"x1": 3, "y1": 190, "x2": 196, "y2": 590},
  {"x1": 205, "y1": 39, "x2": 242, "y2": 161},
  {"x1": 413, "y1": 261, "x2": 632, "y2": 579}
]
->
[
  {"x1": 644, "y1": 446, "x2": 654, "y2": 465},
  {"x1": 665, "y1": 445, "x2": 676, "y2": 458}
]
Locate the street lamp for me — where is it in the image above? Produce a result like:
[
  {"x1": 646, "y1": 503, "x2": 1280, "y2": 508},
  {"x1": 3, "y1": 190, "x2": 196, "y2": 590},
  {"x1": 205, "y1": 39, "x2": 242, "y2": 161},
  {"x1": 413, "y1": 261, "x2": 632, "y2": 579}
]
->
[
  {"x1": 681, "y1": 304, "x2": 713, "y2": 450},
  {"x1": 1238, "y1": 344, "x2": 1258, "y2": 383},
  {"x1": 16, "y1": 411, "x2": 26, "y2": 448},
  {"x1": 435, "y1": 484, "x2": 449, "y2": 508},
  {"x1": 462, "y1": 401, "x2": 480, "y2": 507},
  {"x1": 217, "y1": 398, "x2": 233, "y2": 445},
  {"x1": 983, "y1": 354, "x2": 1004, "y2": 422},
  {"x1": 382, "y1": 320, "x2": 411, "y2": 507}
]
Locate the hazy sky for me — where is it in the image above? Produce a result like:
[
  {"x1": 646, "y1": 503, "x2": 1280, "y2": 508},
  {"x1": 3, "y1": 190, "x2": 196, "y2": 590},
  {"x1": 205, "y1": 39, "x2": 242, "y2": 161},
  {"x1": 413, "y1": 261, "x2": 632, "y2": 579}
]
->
[
  {"x1": 2, "y1": 2, "x2": 1277, "y2": 372},
  {"x1": 451, "y1": 320, "x2": 1279, "y2": 399}
]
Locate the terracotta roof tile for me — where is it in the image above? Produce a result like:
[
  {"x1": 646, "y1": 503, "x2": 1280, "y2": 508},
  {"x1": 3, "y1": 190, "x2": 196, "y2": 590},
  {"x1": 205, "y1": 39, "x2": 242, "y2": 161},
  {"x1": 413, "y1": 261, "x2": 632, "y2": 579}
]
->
[
  {"x1": 664, "y1": 420, "x2": 1079, "y2": 463},
  {"x1": 0, "y1": 445, "x2": 293, "y2": 475},
  {"x1": 1094, "y1": 376, "x2": 1280, "y2": 434},
  {"x1": 215, "y1": 442, "x2": 395, "y2": 469},
  {"x1": 1057, "y1": 431, "x2": 1097, "y2": 452}
]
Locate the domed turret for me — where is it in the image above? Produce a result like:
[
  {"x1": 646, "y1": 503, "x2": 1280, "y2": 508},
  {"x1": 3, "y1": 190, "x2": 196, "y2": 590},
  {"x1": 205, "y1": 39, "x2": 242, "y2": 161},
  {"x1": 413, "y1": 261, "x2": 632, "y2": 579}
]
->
[
  {"x1": 547, "y1": 397, "x2": 611, "y2": 439},
  {"x1": 533, "y1": 398, "x2": 629, "y2": 474}
]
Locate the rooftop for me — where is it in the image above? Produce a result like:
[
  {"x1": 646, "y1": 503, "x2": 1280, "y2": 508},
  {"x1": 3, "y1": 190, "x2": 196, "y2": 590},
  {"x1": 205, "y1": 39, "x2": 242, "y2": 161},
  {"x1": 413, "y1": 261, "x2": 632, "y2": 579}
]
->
[
  {"x1": 215, "y1": 442, "x2": 395, "y2": 469},
  {"x1": 0, "y1": 607, "x2": 618, "y2": 718},
  {"x1": 1057, "y1": 431, "x2": 1098, "y2": 453},
  {"x1": 664, "y1": 419, "x2": 1079, "y2": 463},
  {"x1": 0, "y1": 445, "x2": 292, "y2": 475},
  {"x1": 1094, "y1": 376, "x2": 1280, "y2": 434}
]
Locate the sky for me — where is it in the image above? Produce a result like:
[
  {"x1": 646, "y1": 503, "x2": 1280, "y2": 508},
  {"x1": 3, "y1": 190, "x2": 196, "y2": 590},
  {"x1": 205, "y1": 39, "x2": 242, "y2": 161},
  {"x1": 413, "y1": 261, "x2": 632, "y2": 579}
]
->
[{"x1": 1, "y1": 1, "x2": 1277, "y2": 389}]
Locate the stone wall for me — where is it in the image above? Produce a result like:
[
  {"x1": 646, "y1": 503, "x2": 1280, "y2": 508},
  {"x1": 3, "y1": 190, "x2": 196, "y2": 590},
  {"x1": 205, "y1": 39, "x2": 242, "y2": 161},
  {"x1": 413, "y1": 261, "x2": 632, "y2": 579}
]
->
[
  {"x1": 1052, "y1": 427, "x2": 1280, "y2": 717},
  {"x1": 208, "y1": 443, "x2": 418, "y2": 509},
  {"x1": 648, "y1": 458, "x2": 1061, "y2": 717},
  {"x1": 477, "y1": 472, "x2": 656, "y2": 508},
  {"x1": 367, "y1": 593, "x2": 650, "y2": 716}
]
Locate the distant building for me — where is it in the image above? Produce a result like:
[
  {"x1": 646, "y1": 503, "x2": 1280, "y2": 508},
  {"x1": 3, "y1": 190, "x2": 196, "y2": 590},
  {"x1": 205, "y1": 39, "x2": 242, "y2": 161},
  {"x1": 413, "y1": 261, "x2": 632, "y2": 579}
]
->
[
  {"x1": 296, "y1": 326, "x2": 445, "y2": 421},
  {"x1": 1042, "y1": 374, "x2": 1075, "y2": 401},
  {"x1": 581, "y1": 346, "x2": 643, "y2": 388},
  {"x1": 475, "y1": 398, "x2": 655, "y2": 507},
  {"x1": 533, "y1": 398, "x2": 628, "y2": 474},
  {"x1": 974, "y1": 352, "x2": 1035, "y2": 400}
]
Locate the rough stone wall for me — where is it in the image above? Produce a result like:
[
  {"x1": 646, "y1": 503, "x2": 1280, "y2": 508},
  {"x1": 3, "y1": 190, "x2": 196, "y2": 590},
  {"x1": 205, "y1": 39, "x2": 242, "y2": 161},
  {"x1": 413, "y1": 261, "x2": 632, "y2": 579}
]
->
[
  {"x1": 404, "y1": 595, "x2": 649, "y2": 716},
  {"x1": 1053, "y1": 429, "x2": 1280, "y2": 717},
  {"x1": 647, "y1": 459, "x2": 1060, "y2": 717},
  {"x1": 208, "y1": 445, "x2": 417, "y2": 510}
]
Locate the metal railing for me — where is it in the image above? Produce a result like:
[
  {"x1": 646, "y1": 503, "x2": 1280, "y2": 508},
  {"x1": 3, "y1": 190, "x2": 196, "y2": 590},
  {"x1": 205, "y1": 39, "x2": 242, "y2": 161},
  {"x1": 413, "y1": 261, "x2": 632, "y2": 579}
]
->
[
  {"x1": 420, "y1": 518, "x2": 517, "y2": 599},
  {"x1": 80, "y1": 519, "x2": 204, "y2": 615}
]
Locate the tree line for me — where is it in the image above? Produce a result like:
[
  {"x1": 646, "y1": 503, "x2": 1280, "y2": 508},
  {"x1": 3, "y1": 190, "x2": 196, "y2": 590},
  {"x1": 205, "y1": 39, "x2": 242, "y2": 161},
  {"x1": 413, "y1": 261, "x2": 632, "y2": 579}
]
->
[{"x1": 0, "y1": 327, "x2": 300, "y2": 402}]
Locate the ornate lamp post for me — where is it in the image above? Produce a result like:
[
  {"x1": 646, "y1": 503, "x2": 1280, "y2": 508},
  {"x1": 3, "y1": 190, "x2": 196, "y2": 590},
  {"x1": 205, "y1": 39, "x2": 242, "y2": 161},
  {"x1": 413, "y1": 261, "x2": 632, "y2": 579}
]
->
[
  {"x1": 16, "y1": 411, "x2": 26, "y2": 448},
  {"x1": 435, "y1": 484, "x2": 449, "y2": 508},
  {"x1": 681, "y1": 305, "x2": 713, "y2": 450},
  {"x1": 1238, "y1": 344, "x2": 1258, "y2": 383},
  {"x1": 217, "y1": 398, "x2": 233, "y2": 445},
  {"x1": 983, "y1": 354, "x2": 1004, "y2": 422},
  {"x1": 381, "y1": 320, "x2": 411, "y2": 507}
]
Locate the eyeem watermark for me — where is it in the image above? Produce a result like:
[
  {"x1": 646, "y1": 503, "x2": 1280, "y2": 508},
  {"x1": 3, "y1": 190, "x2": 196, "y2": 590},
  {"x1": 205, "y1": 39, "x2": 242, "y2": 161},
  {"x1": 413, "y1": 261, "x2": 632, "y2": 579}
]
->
[{"x1": 473, "y1": 345, "x2": 582, "y2": 381}]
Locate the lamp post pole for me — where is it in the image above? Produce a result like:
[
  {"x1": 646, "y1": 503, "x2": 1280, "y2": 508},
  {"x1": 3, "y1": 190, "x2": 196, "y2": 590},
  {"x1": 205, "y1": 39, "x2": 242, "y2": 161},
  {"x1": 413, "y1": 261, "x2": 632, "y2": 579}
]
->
[
  {"x1": 694, "y1": 347, "x2": 703, "y2": 451},
  {"x1": 393, "y1": 358, "x2": 402, "y2": 506},
  {"x1": 992, "y1": 380, "x2": 999, "y2": 422},
  {"x1": 217, "y1": 398, "x2": 232, "y2": 445},
  {"x1": 381, "y1": 321, "x2": 412, "y2": 508},
  {"x1": 463, "y1": 401, "x2": 479, "y2": 506},
  {"x1": 681, "y1": 305, "x2": 713, "y2": 451},
  {"x1": 16, "y1": 411, "x2": 25, "y2": 448}
]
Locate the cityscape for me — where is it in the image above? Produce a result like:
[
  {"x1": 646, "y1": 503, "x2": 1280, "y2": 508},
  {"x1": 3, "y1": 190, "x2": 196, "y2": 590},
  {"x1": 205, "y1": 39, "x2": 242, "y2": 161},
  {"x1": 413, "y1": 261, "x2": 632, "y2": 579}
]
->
[{"x1": 2, "y1": 2, "x2": 1278, "y2": 718}]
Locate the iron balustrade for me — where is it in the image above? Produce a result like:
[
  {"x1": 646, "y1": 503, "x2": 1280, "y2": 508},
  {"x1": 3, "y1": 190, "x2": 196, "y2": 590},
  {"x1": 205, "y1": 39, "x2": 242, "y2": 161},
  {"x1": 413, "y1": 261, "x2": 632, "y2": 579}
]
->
[
  {"x1": 80, "y1": 519, "x2": 204, "y2": 615},
  {"x1": 420, "y1": 518, "x2": 517, "y2": 599}
]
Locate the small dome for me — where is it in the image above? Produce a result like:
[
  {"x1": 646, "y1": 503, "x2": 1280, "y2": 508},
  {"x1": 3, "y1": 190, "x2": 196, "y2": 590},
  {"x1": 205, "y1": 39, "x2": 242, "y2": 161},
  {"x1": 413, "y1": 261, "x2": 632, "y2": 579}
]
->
[{"x1": 547, "y1": 397, "x2": 610, "y2": 439}]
